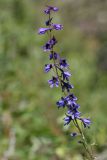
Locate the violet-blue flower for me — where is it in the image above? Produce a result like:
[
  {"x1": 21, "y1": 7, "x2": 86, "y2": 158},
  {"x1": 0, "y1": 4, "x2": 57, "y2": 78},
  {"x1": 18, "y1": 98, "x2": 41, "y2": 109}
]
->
[
  {"x1": 49, "y1": 36, "x2": 57, "y2": 46},
  {"x1": 56, "y1": 97, "x2": 67, "y2": 108},
  {"x1": 44, "y1": 64, "x2": 53, "y2": 72},
  {"x1": 70, "y1": 132, "x2": 78, "y2": 137},
  {"x1": 62, "y1": 71, "x2": 71, "y2": 81},
  {"x1": 45, "y1": 18, "x2": 53, "y2": 26},
  {"x1": 52, "y1": 24, "x2": 63, "y2": 30},
  {"x1": 67, "y1": 109, "x2": 81, "y2": 120},
  {"x1": 49, "y1": 52, "x2": 59, "y2": 60},
  {"x1": 62, "y1": 81, "x2": 74, "y2": 92},
  {"x1": 66, "y1": 94, "x2": 78, "y2": 101},
  {"x1": 43, "y1": 36, "x2": 57, "y2": 52},
  {"x1": 48, "y1": 76, "x2": 59, "y2": 88},
  {"x1": 60, "y1": 58, "x2": 69, "y2": 68},
  {"x1": 80, "y1": 118, "x2": 91, "y2": 128},
  {"x1": 67, "y1": 101, "x2": 80, "y2": 110},
  {"x1": 44, "y1": 6, "x2": 59, "y2": 14},
  {"x1": 64, "y1": 115, "x2": 72, "y2": 125},
  {"x1": 43, "y1": 43, "x2": 51, "y2": 52},
  {"x1": 38, "y1": 28, "x2": 51, "y2": 34}
]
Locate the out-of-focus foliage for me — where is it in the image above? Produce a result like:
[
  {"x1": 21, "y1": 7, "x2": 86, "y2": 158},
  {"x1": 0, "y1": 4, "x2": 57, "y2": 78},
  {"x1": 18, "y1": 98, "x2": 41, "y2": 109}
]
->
[{"x1": 0, "y1": 0, "x2": 107, "y2": 159}]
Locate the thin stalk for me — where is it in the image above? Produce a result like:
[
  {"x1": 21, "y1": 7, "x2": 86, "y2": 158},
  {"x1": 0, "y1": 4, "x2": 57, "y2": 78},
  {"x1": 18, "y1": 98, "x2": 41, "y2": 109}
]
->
[{"x1": 75, "y1": 119, "x2": 95, "y2": 160}]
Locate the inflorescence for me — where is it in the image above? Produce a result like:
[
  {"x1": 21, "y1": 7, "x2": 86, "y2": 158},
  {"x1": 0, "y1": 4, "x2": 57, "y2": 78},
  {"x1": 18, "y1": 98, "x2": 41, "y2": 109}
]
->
[{"x1": 38, "y1": 5, "x2": 94, "y2": 160}]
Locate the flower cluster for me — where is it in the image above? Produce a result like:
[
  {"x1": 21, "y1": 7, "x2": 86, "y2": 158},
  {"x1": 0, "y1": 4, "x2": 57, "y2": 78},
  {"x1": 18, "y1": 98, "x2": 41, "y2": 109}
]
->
[{"x1": 38, "y1": 5, "x2": 91, "y2": 136}]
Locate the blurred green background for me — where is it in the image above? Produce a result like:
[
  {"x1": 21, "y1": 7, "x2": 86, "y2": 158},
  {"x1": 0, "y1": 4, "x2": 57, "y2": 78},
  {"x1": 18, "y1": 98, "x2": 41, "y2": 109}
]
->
[{"x1": 0, "y1": 0, "x2": 107, "y2": 159}]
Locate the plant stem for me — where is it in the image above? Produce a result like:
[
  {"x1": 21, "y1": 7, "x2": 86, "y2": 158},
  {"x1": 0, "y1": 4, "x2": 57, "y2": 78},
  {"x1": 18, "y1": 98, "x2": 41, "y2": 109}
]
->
[{"x1": 74, "y1": 119, "x2": 95, "y2": 160}]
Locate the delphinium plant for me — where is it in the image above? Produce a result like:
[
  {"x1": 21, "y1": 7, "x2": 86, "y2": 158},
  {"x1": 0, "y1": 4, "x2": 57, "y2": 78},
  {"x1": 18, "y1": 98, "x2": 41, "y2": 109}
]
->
[{"x1": 38, "y1": 3, "x2": 95, "y2": 160}]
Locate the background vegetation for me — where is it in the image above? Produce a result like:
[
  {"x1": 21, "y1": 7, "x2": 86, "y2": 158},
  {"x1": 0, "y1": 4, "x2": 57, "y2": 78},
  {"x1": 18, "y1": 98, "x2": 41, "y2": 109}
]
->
[{"x1": 0, "y1": 0, "x2": 107, "y2": 159}]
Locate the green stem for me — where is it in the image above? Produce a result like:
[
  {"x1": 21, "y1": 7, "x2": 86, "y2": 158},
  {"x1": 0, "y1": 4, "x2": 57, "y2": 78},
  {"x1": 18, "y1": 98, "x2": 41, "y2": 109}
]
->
[{"x1": 74, "y1": 119, "x2": 94, "y2": 160}]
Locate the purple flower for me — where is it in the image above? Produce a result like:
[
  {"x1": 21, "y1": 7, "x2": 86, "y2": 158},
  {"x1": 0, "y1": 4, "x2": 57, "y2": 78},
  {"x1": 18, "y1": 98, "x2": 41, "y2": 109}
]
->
[
  {"x1": 64, "y1": 115, "x2": 72, "y2": 125},
  {"x1": 67, "y1": 109, "x2": 81, "y2": 120},
  {"x1": 56, "y1": 95, "x2": 79, "y2": 110},
  {"x1": 43, "y1": 36, "x2": 57, "y2": 52},
  {"x1": 52, "y1": 24, "x2": 63, "y2": 30},
  {"x1": 49, "y1": 52, "x2": 59, "y2": 60},
  {"x1": 67, "y1": 100, "x2": 80, "y2": 109},
  {"x1": 72, "y1": 102, "x2": 80, "y2": 109},
  {"x1": 48, "y1": 76, "x2": 59, "y2": 88},
  {"x1": 43, "y1": 43, "x2": 51, "y2": 52},
  {"x1": 44, "y1": 64, "x2": 53, "y2": 72},
  {"x1": 67, "y1": 94, "x2": 78, "y2": 101},
  {"x1": 44, "y1": 6, "x2": 59, "y2": 14},
  {"x1": 45, "y1": 18, "x2": 53, "y2": 26},
  {"x1": 38, "y1": 28, "x2": 51, "y2": 34},
  {"x1": 62, "y1": 81, "x2": 74, "y2": 92},
  {"x1": 49, "y1": 36, "x2": 57, "y2": 45},
  {"x1": 80, "y1": 118, "x2": 91, "y2": 128},
  {"x1": 70, "y1": 132, "x2": 78, "y2": 137},
  {"x1": 56, "y1": 97, "x2": 67, "y2": 108},
  {"x1": 62, "y1": 71, "x2": 71, "y2": 81},
  {"x1": 60, "y1": 58, "x2": 69, "y2": 68}
]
